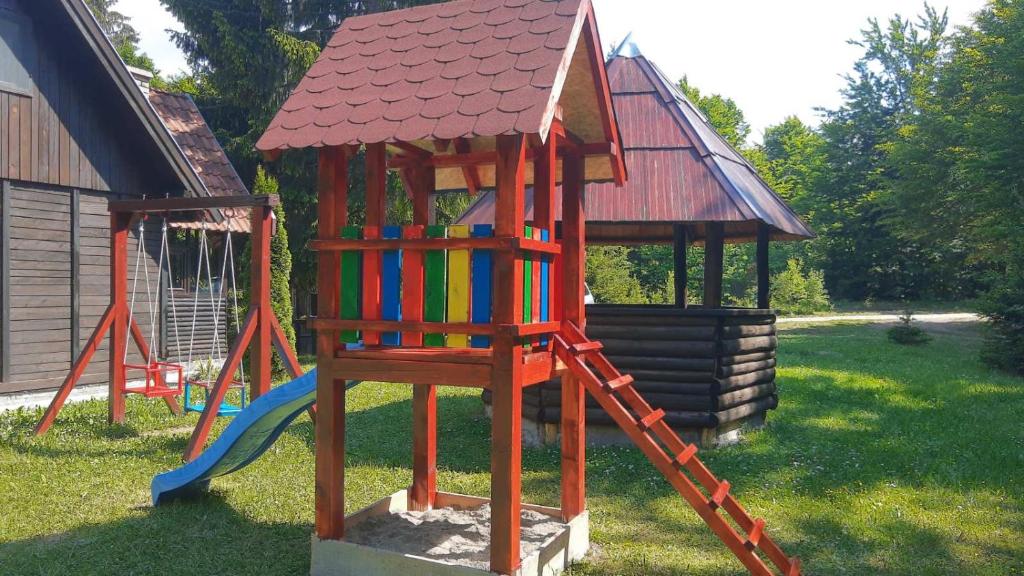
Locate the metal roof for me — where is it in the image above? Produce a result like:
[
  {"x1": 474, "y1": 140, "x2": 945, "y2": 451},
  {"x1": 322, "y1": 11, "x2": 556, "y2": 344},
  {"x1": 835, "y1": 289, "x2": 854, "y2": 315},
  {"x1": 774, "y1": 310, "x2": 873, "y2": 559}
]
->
[{"x1": 458, "y1": 41, "x2": 814, "y2": 243}]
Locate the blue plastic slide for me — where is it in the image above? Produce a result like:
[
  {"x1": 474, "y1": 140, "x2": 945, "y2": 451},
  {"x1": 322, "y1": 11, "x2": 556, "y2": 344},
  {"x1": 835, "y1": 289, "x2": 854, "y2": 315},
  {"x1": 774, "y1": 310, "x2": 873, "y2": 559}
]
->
[{"x1": 152, "y1": 370, "x2": 358, "y2": 505}]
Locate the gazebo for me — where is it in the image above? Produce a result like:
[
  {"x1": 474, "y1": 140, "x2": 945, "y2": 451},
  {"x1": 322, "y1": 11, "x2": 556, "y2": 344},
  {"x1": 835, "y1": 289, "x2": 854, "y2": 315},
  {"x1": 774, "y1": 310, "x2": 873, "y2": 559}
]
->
[{"x1": 460, "y1": 38, "x2": 814, "y2": 447}]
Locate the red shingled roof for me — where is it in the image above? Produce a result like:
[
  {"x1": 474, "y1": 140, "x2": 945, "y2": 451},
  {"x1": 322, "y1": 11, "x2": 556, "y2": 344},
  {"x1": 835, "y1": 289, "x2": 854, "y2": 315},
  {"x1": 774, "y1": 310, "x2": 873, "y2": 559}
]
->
[
  {"x1": 457, "y1": 43, "x2": 814, "y2": 243},
  {"x1": 149, "y1": 89, "x2": 252, "y2": 233},
  {"x1": 256, "y1": 0, "x2": 589, "y2": 150}
]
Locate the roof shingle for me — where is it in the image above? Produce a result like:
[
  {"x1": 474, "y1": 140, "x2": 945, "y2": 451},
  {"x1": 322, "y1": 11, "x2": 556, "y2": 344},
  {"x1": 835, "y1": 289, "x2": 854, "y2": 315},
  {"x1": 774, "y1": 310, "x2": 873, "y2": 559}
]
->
[{"x1": 256, "y1": 0, "x2": 586, "y2": 151}]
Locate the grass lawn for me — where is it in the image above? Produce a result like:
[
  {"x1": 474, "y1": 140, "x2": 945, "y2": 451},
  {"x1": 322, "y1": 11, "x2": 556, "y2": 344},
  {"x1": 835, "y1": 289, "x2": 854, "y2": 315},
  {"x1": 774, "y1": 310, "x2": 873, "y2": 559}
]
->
[{"x1": 1, "y1": 321, "x2": 1022, "y2": 575}]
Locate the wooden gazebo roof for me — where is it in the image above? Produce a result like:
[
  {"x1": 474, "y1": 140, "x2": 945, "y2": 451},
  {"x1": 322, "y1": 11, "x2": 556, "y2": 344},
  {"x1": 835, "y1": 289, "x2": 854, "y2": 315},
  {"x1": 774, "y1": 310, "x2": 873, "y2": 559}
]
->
[
  {"x1": 458, "y1": 39, "x2": 814, "y2": 243},
  {"x1": 257, "y1": 0, "x2": 626, "y2": 187}
]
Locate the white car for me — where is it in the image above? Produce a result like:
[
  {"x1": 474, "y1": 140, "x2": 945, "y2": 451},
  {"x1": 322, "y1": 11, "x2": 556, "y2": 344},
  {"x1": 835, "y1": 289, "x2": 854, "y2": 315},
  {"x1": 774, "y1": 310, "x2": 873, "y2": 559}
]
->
[{"x1": 584, "y1": 284, "x2": 595, "y2": 305}]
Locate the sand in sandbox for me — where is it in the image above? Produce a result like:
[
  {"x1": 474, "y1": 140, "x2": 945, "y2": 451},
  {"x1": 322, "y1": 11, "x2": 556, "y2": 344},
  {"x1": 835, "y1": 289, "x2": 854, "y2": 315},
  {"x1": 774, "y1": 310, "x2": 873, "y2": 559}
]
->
[{"x1": 344, "y1": 504, "x2": 567, "y2": 570}]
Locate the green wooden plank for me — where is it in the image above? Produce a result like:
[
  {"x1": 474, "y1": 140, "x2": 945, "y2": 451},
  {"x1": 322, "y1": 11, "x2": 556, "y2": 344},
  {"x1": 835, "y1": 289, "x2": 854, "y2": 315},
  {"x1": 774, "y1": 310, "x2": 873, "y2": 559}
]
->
[
  {"x1": 523, "y1": 226, "x2": 533, "y2": 347},
  {"x1": 340, "y1": 226, "x2": 362, "y2": 344},
  {"x1": 424, "y1": 225, "x2": 447, "y2": 347}
]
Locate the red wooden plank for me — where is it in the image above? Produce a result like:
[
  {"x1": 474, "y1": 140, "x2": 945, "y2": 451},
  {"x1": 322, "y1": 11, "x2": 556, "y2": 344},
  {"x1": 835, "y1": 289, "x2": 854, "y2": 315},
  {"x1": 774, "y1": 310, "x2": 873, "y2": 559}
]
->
[
  {"x1": 561, "y1": 153, "x2": 585, "y2": 327},
  {"x1": 361, "y1": 226, "x2": 382, "y2": 346},
  {"x1": 709, "y1": 480, "x2": 731, "y2": 510},
  {"x1": 108, "y1": 212, "x2": 129, "y2": 424},
  {"x1": 251, "y1": 206, "x2": 274, "y2": 399},
  {"x1": 315, "y1": 146, "x2": 347, "y2": 540},
  {"x1": 270, "y1": 311, "x2": 304, "y2": 379},
  {"x1": 410, "y1": 383, "x2": 437, "y2": 511},
  {"x1": 184, "y1": 309, "x2": 258, "y2": 461},
  {"x1": 401, "y1": 226, "x2": 425, "y2": 346},
  {"x1": 560, "y1": 370, "x2": 586, "y2": 520},
  {"x1": 490, "y1": 335, "x2": 524, "y2": 574},
  {"x1": 34, "y1": 305, "x2": 114, "y2": 435}
]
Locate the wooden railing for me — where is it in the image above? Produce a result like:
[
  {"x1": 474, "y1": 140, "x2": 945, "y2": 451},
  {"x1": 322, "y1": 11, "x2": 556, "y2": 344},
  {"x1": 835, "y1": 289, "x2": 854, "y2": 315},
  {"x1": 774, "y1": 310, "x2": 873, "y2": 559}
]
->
[{"x1": 309, "y1": 224, "x2": 558, "y2": 350}]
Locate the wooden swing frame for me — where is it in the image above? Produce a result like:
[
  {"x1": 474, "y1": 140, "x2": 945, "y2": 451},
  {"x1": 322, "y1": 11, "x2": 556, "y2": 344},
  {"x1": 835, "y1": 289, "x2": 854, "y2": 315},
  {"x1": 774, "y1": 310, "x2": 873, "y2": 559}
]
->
[{"x1": 34, "y1": 195, "x2": 303, "y2": 462}]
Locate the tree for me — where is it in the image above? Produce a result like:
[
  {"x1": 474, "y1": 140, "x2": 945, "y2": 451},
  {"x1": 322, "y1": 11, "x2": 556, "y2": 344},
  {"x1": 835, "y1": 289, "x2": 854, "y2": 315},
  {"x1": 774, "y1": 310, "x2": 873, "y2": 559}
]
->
[
  {"x1": 159, "y1": 0, "x2": 446, "y2": 295},
  {"x1": 248, "y1": 166, "x2": 295, "y2": 376},
  {"x1": 678, "y1": 76, "x2": 751, "y2": 148},
  {"x1": 84, "y1": 0, "x2": 138, "y2": 49}
]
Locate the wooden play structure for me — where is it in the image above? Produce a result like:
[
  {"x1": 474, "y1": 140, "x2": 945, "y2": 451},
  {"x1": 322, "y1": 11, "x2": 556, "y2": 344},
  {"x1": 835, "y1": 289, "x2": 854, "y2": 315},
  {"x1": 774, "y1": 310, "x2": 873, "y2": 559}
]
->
[
  {"x1": 33, "y1": 195, "x2": 303, "y2": 462},
  {"x1": 257, "y1": 1, "x2": 801, "y2": 574}
]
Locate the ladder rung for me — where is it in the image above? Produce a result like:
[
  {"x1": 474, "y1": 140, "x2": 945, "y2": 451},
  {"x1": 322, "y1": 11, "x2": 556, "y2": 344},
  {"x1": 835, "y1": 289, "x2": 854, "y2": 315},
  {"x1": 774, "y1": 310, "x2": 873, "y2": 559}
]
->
[
  {"x1": 787, "y1": 557, "x2": 802, "y2": 576},
  {"x1": 604, "y1": 374, "x2": 634, "y2": 392},
  {"x1": 673, "y1": 444, "x2": 698, "y2": 467},
  {"x1": 570, "y1": 341, "x2": 603, "y2": 354},
  {"x1": 744, "y1": 518, "x2": 765, "y2": 550},
  {"x1": 708, "y1": 480, "x2": 730, "y2": 510},
  {"x1": 638, "y1": 408, "x2": 665, "y2": 431}
]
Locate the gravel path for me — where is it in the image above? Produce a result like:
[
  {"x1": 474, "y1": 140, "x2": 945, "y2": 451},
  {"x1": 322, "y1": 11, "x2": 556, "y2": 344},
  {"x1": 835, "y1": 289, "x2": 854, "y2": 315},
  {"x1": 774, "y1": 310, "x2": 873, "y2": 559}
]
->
[{"x1": 778, "y1": 312, "x2": 981, "y2": 324}]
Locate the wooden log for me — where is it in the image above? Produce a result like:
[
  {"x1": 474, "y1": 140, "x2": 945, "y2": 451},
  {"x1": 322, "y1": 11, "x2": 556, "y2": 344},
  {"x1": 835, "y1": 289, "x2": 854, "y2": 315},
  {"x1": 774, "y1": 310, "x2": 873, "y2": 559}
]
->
[
  {"x1": 703, "y1": 223, "x2": 724, "y2": 308},
  {"x1": 599, "y1": 338, "x2": 716, "y2": 357},
  {"x1": 720, "y1": 335, "x2": 778, "y2": 355},
  {"x1": 716, "y1": 382, "x2": 777, "y2": 411},
  {"x1": 604, "y1": 355, "x2": 716, "y2": 372},
  {"x1": 717, "y1": 369, "x2": 776, "y2": 393},
  {"x1": 586, "y1": 324, "x2": 718, "y2": 341},
  {"x1": 718, "y1": 358, "x2": 777, "y2": 377},
  {"x1": 721, "y1": 324, "x2": 776, "y2": 338},
  {"x1": 713, "y1": 395, "x2": 778, "y2": 426},
  {"x1": 720, "y1": 350, "x2": 777, "y2": 366}
]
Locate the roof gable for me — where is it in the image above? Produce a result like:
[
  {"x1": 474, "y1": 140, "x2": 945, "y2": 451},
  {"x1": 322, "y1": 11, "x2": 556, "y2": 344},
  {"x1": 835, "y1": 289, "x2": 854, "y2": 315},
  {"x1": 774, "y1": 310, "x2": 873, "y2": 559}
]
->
[
  {"x1": 53, "y1": 0, "x2": 210, "y2": 197},
  {"x1": 257, "y1": 0, "x2": 625, "y2": 186}
]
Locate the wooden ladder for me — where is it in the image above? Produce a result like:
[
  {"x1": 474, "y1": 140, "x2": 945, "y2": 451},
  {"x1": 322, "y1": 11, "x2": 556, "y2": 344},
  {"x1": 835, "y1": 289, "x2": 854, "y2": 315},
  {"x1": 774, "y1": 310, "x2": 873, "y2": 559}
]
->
[{"x1": 553, "y1": 322, "x2": 801, "y2": 576}]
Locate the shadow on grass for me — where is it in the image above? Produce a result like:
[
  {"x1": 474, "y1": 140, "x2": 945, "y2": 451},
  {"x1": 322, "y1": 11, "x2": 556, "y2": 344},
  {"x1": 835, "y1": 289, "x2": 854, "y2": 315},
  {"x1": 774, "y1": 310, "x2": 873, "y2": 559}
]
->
[{"x1": 0, "y1": 493, "x2": 310, "y2": 576}]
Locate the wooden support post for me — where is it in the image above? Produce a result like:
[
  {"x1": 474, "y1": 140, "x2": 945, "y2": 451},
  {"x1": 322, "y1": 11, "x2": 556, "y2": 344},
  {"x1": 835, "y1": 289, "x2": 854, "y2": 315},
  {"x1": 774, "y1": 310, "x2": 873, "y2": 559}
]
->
[
  {"x1": 560, "y1": 152, "x2": 586, "y2": 521},
  {"x1": 250, "y1": 205, "x2": 273, "y2": 399},
  {"x1": 703, "y1": 222, "x2": 725, "y2": 309},
  {"x1": 409, "y1": 162, "x2": 437, "y2": 512},
  {"x1": 184, "y1": 309, "x2": 258, "y2": 460},
  {"x1": 532, "y1": 132, "x2": 556, "y2": 234},
  {"x1": 490, "y1": 134, "x2": 526, "y2": 575},
  {"x1": 673, "y1": 223, "x2": 688, "y2": 308},
  {"x1": 757, "y1": 223, "x2": 770, "y2": 310},
  {"x1": 1, "y1": 180, "x2": 10, "y2": 384},
  {"x1": 315, "y1": 146, "x2": 348, "y2": 540},
  {"x1": 363, "y1": 143, "x2": 386, "y2": 346},
  {"x1": 108, "y1": 211, "x2": 130, "y2": 424}
]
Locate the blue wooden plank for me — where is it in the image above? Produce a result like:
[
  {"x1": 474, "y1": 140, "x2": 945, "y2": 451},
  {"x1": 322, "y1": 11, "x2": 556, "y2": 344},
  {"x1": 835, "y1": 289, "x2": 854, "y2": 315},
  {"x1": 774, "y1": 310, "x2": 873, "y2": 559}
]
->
[
  {"x1": 540, "y1": 228, "x2": 550, "y2": 346},
  {"x1": 381, "y1": 225, "x2": 402, "y2": 346},
  {"x1": 470, "y1": 224, "x2": 493, "y2": 348}
]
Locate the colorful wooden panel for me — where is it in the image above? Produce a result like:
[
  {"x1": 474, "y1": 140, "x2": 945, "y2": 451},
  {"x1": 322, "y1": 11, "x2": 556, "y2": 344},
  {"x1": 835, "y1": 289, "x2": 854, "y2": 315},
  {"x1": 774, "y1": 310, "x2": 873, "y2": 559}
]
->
[
  {"x1": 362, "y1": 226, "x2": 382, "y2": 346},
  {"x1": 401, "y1": 226, "x2": 425, "y2": 347},
  {"x1": 522, "y1": 226, "x2": 533, "y2": 347},
  {"x1": 540, "y1": 228, "x2": 550, "y2": 346},
  {"x1": 470, "y1": 225, "x2": 493, "y2": 348},
  {"x1": 424, "y1": 225, "x2": 447, "y2": 347},
  {"x1": 381, "y1": 226, "x2": 403, "y2": 346},
  {"x1": 446, "y1": 225, "x2": 471, "y2": 348},
  {"x1": 339, "y1": 226, "x2": 362, "y2": 344}
]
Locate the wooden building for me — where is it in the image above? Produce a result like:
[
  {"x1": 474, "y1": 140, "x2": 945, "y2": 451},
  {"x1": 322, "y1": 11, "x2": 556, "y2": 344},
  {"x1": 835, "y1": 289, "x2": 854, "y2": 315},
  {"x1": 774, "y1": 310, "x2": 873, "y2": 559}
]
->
[
  {"x1": 461, "y1": 37, "x2": 814, "y2": 447},
  {"x1": 0, "y1": 0, "x2": 247, "y2": 395}
]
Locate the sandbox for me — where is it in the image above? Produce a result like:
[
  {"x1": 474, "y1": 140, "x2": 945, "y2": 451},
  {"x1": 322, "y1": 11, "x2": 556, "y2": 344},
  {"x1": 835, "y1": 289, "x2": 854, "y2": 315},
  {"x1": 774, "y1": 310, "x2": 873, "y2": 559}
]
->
[{"x1": 310, "y1": 490, "x2": 589, "y2": 576}]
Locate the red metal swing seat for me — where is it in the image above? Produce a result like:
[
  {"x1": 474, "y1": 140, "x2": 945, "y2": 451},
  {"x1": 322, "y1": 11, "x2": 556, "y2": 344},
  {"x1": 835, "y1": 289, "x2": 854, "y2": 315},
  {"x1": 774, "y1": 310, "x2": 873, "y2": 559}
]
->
[{"x1": 123, "y1": 361, "x2": 184, "y2": 398}]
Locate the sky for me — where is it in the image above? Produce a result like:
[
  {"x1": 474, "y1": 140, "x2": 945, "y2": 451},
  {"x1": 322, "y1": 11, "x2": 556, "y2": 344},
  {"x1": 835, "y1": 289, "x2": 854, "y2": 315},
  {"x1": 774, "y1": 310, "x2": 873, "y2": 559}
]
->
[{"x1": 115, "y1": 0, "x2": 987, "y2": 144}]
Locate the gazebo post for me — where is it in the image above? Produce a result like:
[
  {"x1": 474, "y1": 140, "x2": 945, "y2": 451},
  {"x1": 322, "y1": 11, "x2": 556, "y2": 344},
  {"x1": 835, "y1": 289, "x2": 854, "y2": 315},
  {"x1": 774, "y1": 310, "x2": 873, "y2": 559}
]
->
[
  {"x1": 673, "y1": 223, "x2": 688, "y2": 308},
  {"x1": 490, "y1": 134, "x2": 527, "y2": 574},
  {"x1": 314, "y1": 146, "x2": 348, "y2": 540},
  {"x1": 703, "y1": 222, "x2": 725, "y2": 308},
  {"x1": 108, "y1": 211, "x2": 130, "y2": 424},
  {"x1": 757, "y1": 223, "x2": 770, "y2": 309}
]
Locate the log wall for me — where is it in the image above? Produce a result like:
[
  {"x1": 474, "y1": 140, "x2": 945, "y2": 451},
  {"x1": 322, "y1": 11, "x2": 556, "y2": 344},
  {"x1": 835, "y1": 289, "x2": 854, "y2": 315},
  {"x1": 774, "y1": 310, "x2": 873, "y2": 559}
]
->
[{"x1": 486, "y1": 305, "x2": 780, "y2": 446}]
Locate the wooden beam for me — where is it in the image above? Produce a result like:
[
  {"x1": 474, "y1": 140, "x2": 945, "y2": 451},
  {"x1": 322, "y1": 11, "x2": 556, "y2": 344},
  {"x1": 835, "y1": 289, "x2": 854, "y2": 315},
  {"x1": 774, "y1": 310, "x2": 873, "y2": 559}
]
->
[
  {"x1": 270, "y1": 312, "x2": 303, "y2": 379},
  {"x1": 533, "y1": 128, "x2": 557, "y2": 234},
  {"x1": 108, "y1": 211, "x2": 130, "y2": 424},
  {"x1": 184, "y1": 308, "x2": 259, "y2": 461},
  {"x1": 454, "y1": 138, "x2": 481, "y2": 196},
  {"x1": 490, "y1": 134, "x2": 527, "y2": 574},
  {"x1": 673, "y1": 224, "x2": 688, "y2": 308},
  {"x1": 390, "y1": 141, "x2": 431, "y2": 159},
  {"x1": 34, "y1": 305, "x2": 115, "y2": 435},
  {"x1": 315, "y1": 146, "x2": 347, "y2": 540},
  {"x1": 71, "y1": 189, "x2": 80, "y2": 359},
  {"x1": 409, "y1": 161, "x2": 436, "y2": 512},
  {"x1": 309, "y1": 236, "x2": 560, "y2": 256},
  {"x1": 108, "y1": 194, "x2": 278, "y2": 214},
  {"x1": 363, "y1": 143, "x2": 387, "y2": 347},
  {"x1": 704, "y1": 222, "x2": 725, "y2": 309},
  {"x1": 560, "y1": 152, "x2": 586, "y2": 521},
  {"x1": 757, "y1": 223, "x2": 770, "y2": 310},
  {"x1": 250, "y1": 206, "x2": 273, "y2": 399},
  {"x1": 308, "y1": 319, "x2": 560, "y2": 338}
]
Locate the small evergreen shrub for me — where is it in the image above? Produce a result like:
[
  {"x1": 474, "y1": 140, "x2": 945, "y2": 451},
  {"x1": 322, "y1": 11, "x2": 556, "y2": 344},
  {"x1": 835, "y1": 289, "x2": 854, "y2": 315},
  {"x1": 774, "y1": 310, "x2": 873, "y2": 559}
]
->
[
  {"x1": 887, "y1": 311, "x2": 932, "y2": 346},
  {"x1": 769, "y1": 259, "x2": 832, "y2": 315},
  {"x1": 979, "y1": 266, "x2": 1024, "y2": 375}
]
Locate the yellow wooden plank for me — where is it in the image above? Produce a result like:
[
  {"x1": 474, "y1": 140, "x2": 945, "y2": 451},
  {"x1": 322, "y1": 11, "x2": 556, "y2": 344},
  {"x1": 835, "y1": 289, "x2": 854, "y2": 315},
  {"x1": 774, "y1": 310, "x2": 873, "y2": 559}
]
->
[{"x1": 446, "y1": 225, "x2": 470, "y2": 348}]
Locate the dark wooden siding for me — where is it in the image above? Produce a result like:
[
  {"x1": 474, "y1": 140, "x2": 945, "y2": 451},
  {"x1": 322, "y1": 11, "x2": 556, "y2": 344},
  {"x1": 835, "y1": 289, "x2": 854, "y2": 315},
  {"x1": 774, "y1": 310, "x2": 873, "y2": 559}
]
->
[
  {"x1": 0, "y1": 2, "x2": 164, "y2": 194},
  {"x1": 76, "y1": 190, "x2": 111, "y2": 387}
]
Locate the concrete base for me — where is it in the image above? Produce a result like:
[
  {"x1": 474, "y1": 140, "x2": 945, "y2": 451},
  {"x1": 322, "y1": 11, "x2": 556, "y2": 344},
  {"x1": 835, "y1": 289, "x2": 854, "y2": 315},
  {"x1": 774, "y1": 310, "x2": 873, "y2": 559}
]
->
[
  {"x1": 494, "y1": 405, "x2": 768, "y2": 449},
  {"x1": 311, "y1": 490, "x2": 589, "y2": 576}
]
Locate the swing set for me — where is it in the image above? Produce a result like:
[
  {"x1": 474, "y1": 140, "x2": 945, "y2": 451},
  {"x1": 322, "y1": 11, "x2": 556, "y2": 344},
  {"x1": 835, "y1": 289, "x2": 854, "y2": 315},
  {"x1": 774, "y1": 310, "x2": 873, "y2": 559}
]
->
[{"x1": 34, "y1": 195, "x2": 303, "y2": 461}]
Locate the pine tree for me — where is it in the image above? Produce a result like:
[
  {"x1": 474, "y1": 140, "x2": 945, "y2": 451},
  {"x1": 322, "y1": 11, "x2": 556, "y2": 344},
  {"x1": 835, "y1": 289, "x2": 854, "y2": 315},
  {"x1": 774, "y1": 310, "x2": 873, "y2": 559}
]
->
[{"x1": 251, "y1": 166, "x2": 295, "y2": 376}]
